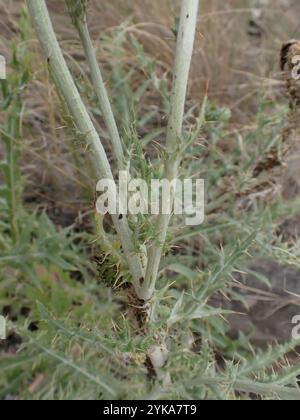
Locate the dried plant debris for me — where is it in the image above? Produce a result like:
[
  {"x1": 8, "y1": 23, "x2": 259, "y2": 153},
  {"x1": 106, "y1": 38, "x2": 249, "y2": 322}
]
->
[
  {"x1": 280, "y1": 39, "x2": 300, "y2": 105},
  {"x1": 249, "y1": 41, "x2": 300, "y2": 199},
  {"x1": 279, "y1": 39, "x2": 300, "y2": 198}
]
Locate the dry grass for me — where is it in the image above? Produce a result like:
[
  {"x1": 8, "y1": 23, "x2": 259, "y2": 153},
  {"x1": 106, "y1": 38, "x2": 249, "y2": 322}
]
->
[{"x1": 1, "y1": 0, "x2": 300, "y2": 222}]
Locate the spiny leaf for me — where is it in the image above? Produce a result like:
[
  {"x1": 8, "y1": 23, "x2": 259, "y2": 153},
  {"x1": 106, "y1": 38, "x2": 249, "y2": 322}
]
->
[{"x1": 34, "y1": 342, "x2": 117, "y2": 397}]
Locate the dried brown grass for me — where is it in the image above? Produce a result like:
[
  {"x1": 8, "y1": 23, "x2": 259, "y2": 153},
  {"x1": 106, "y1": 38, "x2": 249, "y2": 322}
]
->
[{"x1": 1, "y1": 0, "x2": 300, "y2": 222}]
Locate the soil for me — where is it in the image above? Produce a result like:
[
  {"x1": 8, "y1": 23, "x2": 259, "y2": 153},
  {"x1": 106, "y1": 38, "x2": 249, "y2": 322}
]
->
[{"x1": 225, "y1": 260, "x2": 300, "y2": 343}]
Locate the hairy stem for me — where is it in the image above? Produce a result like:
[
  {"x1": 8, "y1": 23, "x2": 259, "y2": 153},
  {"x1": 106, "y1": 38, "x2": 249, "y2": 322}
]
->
[
  {"x1": 26, "y1": 0, "x2": 145, "y2": 294},
  {"x1": 76, "y1": 18, "x2": 125, "y2": 170},
  {"x1": 142, "y1": 0, "x2": 199, "y2": 300}
]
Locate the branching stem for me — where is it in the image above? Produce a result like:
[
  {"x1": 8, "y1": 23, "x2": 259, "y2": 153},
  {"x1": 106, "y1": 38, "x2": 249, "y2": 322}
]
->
[{"x1": 26, "y1": 0, "x2": 145, "y2": 295}]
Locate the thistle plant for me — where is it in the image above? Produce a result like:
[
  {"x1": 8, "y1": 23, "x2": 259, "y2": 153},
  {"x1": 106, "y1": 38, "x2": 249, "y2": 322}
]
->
[
  {"x1": 24, "y1": 1, "x2": 201, "y2": 394},
  {"x1": 26, "y1": 0, "x2": 200, "y2": 306},
  {"x1": 26, "y1": 0, "x2": 145, "y2": 298},
  {"x1": 4, "y1": 3, "x2": 300, "y2": 399}
]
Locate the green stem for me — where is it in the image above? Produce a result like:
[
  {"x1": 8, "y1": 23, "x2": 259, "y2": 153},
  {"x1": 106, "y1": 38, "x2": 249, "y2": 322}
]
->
[
  {"x1": 142, "y1": 0, "x2": 199, "y2": 301},
  {"x1": 76, "y1": 19, "x2": 125, "y2": 170},
  {"x1": 26, "y1": 0, "x2": 145, "y2": 295}
]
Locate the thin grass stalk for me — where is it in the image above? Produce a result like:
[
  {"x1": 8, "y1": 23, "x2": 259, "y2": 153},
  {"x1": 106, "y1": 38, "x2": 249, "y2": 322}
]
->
[
  {"x1": 142, "y1": 0, "x2": 200, "y2": 301},
  {"x1": 65, "y1": 0, "x2": 125, "y2": 170},
  {"x1": 26, "y1": 0, "x2": 145, "y2": 294}
]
